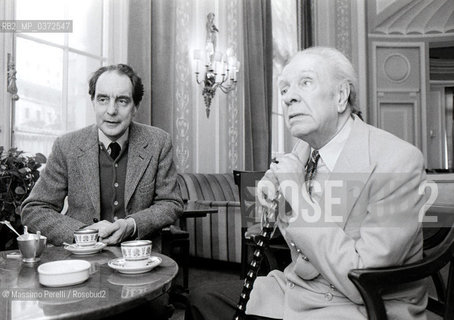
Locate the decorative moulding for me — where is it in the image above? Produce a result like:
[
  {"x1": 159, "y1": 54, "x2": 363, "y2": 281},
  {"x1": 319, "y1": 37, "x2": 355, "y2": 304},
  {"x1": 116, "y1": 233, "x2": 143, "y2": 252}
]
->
[
  {"x1": 373, "y1": 0, "x2": 454, "y2": 36},
  {"x1": 383, "y1": 53, "x2": 411, "y2": 83},
  {"x1": 226, "y1": 0, "x2": 240, "y2": 172}
]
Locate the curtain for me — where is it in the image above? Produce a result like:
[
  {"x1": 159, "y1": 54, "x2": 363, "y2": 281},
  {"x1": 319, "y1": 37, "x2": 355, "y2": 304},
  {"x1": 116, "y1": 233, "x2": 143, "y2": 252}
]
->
[
  {"x1": 128, "y1": 0, "x2": 177, "y2": 134},
  {"x1": 149, "y1": 0, "x2": 177, "y2": 134},
  {"x1": 128, "y1": 0, "x2": 152, "y2": 125},
  {"x1": 243, "y1": 0, "x2": 273, "y2": 171},
  {"x1": 297, "y1": 0, "x2": 312, "y2": 50}
]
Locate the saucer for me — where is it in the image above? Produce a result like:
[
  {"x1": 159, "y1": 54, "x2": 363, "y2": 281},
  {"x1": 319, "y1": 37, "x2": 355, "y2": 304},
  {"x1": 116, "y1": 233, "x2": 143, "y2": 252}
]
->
[
  {"x1": 64, "y1": 242, "x2": 106, "y2": 255},
  {"x1": 107, "y1": 273, "x2": 158, "y2": 286},
  {"x1": 108, "y1": 256, "x2": 162, "y2": 274}
]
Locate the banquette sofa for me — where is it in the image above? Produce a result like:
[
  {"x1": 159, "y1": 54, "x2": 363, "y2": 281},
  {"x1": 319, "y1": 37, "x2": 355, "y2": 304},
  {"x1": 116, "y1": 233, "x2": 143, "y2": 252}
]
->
[{"x1": 177, "y1": 173, "x2": 241, "y2": 263}]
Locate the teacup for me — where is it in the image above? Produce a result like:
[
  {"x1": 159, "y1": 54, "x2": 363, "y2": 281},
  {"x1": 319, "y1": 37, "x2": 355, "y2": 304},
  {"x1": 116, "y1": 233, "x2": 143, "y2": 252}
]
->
[
  {"x1": 17, "y1": 234, "x2": 47, "y2": 263},
  {"x1": 121, "y1": 240, "x2": 152, "y2": 268},
  {"x1": 74, "y1": 229, "x2": 98, "y2": 247}
]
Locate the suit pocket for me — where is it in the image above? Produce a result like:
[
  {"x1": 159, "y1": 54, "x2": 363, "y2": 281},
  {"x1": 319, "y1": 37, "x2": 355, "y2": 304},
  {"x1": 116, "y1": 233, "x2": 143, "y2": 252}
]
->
[
  {"x1": 137, "y1": 180, "x2": 155, "y2": 195},
  {"x1": 293, "y1": 256, "x2": 320, "y2": 280}
]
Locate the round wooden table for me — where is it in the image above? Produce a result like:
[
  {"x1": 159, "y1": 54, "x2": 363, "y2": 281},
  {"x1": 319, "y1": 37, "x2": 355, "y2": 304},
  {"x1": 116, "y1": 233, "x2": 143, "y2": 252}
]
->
[{"x1": 0, "y1": 246, "x2": 178, "y2": 319}]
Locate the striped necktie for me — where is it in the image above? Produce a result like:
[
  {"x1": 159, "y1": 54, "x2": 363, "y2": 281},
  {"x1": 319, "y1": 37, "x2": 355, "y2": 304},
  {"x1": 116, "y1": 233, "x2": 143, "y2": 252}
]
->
[{"x1": 305, "y1": 150, "x2": 320, "y2": 195}]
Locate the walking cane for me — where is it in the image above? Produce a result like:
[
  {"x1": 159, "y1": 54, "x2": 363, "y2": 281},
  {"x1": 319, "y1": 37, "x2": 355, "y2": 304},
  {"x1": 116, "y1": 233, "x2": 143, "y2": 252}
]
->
[{"x1": 232, "y1": 195, "x2": 280, "y2": 320}]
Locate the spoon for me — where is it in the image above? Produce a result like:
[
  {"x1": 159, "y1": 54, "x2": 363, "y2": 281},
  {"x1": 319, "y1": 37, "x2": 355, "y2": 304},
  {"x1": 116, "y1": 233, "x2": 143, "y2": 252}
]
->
[{"x1": 0, "y1": 220, "x2": 22, "y2": 238}]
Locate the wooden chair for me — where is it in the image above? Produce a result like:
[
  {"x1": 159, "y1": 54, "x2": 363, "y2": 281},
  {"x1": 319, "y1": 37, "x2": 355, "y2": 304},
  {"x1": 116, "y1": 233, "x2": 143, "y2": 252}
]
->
[
  {"x1": 348, "y1": 210, "x2": 454, "y2": 320},
  {"x1": 231, "y1": 178, "x2": 454, "y2": 319},
  {"x1": 232, "y1": 170, "x2": 290, "y2": 279},
  {"x1": 161, "y1": 224, "x2": 190, "y2": 291}
]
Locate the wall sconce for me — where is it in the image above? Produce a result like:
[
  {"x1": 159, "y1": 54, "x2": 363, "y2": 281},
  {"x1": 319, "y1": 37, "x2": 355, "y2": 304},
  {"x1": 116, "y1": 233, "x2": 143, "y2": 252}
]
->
[{"x1": 193, "y1": 12, "x2": 240, "y2": 118}]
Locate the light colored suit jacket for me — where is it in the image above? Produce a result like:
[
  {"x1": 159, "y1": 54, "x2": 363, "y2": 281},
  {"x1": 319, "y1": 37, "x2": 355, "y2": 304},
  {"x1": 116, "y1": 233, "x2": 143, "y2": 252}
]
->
[
  {"x1": 21, "y1": 122, "x2": 183, "y2": 249},
  {"x1": 247, "y1": 115, "x2": 428, "y2": 320}
]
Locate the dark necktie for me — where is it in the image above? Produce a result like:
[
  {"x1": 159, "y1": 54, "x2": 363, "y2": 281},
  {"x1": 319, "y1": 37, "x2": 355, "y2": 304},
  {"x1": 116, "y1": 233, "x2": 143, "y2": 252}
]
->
[
  {"x1": 109, "y1": 142, "x2": 121, "y2": 160},
  {"x1": 305, "y1": 150, "x2": 320, "y2": 195}
]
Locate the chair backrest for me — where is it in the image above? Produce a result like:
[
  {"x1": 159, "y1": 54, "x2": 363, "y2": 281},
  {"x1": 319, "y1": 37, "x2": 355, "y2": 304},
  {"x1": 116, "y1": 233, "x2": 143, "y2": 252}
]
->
[
  {"x1": 422, "y1": 207, "x2": 454, "y2": 319},
  {"x1": 348, "y1": 206, "x2": 454, "y2": 320},
  {"x1": 233, "y1": 170, "x2": 266, "y2": 229}
]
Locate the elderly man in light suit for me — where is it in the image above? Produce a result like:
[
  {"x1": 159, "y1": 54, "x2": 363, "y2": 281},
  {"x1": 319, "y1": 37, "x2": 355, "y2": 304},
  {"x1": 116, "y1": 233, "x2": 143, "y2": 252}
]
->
[
  {"x1": 186, "y1": 47, "x2": 427, "y2": 320},
  {"x1": 22, "y1": 64, "x2": 183, "y2": 250}
]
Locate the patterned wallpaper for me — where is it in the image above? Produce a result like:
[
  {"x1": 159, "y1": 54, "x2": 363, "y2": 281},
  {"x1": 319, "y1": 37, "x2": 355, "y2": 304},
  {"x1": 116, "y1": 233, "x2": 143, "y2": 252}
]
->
[
  {"x1": 174, "y1": 0, "x2": 192, "y2": 173},
  {"x1": 173, "y1": 0, "x2": 243, "y2": 173},
  {"x1": 335, "y1": 0, "x2": 352, "y2": 61},
  {"x1": 226, "y1": 0, "x2": 240, "y2": 172}
]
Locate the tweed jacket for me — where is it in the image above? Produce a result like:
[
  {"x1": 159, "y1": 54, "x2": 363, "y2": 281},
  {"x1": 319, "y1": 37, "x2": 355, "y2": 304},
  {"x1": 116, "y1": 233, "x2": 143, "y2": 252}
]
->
[
  {"x1": 21, "y1": 122, "x2": 183, "y2": 248},
  {"x1": 246, "y1": 115, "x2": 428, "y2": 320}
]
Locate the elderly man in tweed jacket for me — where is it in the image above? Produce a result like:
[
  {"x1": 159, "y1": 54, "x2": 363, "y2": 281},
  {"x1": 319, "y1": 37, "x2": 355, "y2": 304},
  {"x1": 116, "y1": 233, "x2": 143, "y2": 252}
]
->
[{"x1": 21, "y1": 64, "x2": 183, "y2": 249}]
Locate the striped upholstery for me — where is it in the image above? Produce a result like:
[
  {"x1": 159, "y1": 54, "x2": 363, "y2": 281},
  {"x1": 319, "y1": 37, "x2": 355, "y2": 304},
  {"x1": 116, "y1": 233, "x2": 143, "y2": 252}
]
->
[{"x1": 177, "y1": 173, "x2": 241, "y2": 263}]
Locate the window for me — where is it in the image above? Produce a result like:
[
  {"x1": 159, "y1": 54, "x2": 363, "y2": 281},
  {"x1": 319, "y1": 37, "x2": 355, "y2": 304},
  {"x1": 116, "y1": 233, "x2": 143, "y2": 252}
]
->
[
  {"x1": 2, "y1": 0, "x2": 128, "y2": 156},
  {"x1": 271, "y1": 0, "x2": 298, "y2": 158}
]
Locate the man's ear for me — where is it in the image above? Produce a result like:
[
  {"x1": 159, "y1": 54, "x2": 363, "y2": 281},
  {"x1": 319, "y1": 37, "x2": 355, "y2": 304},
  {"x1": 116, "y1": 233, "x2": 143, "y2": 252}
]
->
[{"x1": 337, "y1": 81, "x2": 350, "y2": 113}]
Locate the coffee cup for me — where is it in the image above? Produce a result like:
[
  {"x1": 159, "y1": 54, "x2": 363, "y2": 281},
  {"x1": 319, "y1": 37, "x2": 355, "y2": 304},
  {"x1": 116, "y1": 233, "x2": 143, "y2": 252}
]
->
[
  {"x1": 17, "y1": 234, "x2": 47, "y2": 263},
  {"x1": 74, "y1": 229, "x2": 98, "y2": 247},
  {"x1": 121, "y1": 240, "x2": 152, "y2": 268}
]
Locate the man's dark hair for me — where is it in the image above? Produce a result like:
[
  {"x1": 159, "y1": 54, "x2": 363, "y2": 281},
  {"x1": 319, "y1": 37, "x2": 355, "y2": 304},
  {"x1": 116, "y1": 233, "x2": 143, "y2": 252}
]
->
[{"x1": 88, "y1": 64, "x2": 144, "y2": 107}]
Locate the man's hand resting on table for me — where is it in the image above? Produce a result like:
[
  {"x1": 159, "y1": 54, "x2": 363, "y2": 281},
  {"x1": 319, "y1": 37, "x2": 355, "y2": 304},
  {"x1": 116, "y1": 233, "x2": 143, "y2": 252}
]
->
[{"x1": 85, "y1": 218, "x2": 135, "y2": 245}]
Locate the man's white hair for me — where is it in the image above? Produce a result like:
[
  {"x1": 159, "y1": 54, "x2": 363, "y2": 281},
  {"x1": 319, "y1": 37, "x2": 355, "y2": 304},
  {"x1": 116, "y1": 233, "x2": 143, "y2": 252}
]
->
[{"x1": 294, "y1": 46, "x2": 362, "y2": 119}]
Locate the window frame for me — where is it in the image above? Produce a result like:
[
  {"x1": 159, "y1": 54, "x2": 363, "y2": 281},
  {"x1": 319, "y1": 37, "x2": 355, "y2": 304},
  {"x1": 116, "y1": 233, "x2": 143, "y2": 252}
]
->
[
  {"x1": 0, "y1": 0, "x2": 14, "y2": 149},
  {"x1": 0, "y1": 0, "x2": 128, "y2": 151}
]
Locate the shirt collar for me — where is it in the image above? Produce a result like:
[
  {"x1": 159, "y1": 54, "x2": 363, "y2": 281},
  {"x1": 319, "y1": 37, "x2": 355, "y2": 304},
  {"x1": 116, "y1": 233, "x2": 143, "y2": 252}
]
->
[
  {"x1": 98, "y1": 128, "x2": 129, "y2": 150},
  {"x1": 315, "y1": 116, "x2": 353, "y2": 172}
]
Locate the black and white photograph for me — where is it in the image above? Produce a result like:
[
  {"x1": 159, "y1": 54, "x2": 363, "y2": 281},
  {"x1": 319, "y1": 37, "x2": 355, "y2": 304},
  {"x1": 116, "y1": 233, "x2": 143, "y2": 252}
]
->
[{"x1": 0, "y1": 0, "x2": 453, "y2": 319}]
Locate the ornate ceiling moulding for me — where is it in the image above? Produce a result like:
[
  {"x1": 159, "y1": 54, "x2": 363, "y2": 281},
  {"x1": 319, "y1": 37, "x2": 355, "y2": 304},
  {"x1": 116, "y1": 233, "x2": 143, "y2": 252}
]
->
[{"x1": 374, "y1": 0, "x2": 454, "y2": 36}]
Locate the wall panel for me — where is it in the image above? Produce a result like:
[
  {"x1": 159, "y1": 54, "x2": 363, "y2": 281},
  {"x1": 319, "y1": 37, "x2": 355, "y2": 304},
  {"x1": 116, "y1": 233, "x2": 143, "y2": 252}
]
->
[{"x1": 171, "y1": 0, "x2": 244, "y2": 174}]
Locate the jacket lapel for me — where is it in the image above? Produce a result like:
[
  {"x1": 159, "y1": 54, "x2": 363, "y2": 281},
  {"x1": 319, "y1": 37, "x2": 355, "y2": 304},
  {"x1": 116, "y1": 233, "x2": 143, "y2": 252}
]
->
[
  {"x1": 125, "y1": 122, "x2": 153, "y2": 206},
  {"x1": 77, "y1": 125, "x2": 101, "y2": 217},
  {"x1": 291, "y1": 117, "x2": 375, "y2": 229},
  {"x1": 326, "y1": 116, "x2": 376, "y2": 228}
]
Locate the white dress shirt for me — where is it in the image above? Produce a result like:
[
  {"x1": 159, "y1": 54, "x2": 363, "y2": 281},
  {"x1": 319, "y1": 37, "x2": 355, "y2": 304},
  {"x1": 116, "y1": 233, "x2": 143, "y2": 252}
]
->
[
  {"x1": 310, "y1": 116, "x2": 353, "y2": 201},
  {"x1": 98, "y1": 128, "x2": 129, "y2": 154}
]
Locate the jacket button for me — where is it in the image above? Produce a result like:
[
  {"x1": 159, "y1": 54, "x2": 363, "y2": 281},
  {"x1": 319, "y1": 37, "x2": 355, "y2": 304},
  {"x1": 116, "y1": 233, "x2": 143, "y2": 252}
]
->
[
  {"x1": 288, "y1": 281, "x2": 295, "y2": 288},
  {"x1": 290, "y1": 242, "x2": 296, "y2": 247},
  {"x1": 114, "y1": 201, "x2": 119, "y2": 206},
  {"x1": 93, "y1": 218, "x2": 99, "y2": 223},
  {"x1": 301, "y1": 254, "x2": 309, "y2": 261},
  {"x1": 324, "y1": 292, "x2": 333, "y2": 301}
]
